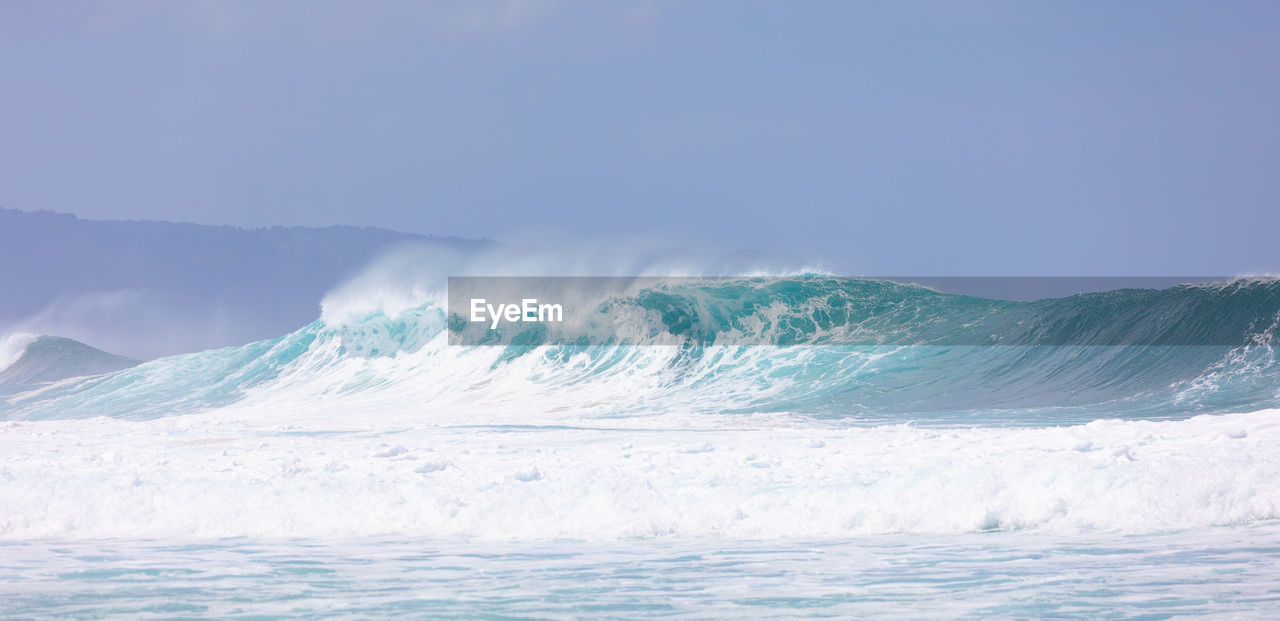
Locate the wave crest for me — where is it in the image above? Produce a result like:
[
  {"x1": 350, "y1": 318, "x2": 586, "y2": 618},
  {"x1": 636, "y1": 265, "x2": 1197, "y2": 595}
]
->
[{"x1": 3, "y1": 277, "x2": 1279, "y2": 423}]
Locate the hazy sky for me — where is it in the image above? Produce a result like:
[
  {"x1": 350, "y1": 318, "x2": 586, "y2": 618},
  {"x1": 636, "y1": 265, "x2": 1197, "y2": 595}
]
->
[{"x1": 2, "y1": 1, "x2": 1278, "y2": 274}]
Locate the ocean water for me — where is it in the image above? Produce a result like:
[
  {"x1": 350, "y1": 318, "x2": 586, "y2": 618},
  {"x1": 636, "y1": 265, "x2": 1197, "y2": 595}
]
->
[
  {"x1": 3, "y1": 525, "x2": 1280, "y2": 618},
  {"x1": 2, "y1": 276, "x2": 1279, "y2": 617}
]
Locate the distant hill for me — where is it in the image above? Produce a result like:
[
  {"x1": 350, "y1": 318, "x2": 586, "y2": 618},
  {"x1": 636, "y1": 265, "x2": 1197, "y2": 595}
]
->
[
  {"x1": 0, "y1": 209, "x2": 490, "y2": 358},
  {"x1": 0, "y1": 334, "x2": 139, "y2": 386}
]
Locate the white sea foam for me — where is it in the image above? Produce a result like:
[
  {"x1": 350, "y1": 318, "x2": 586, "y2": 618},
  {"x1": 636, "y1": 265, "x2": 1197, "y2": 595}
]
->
[
  {"x1": 0, "y1": 333, "x2": 37, "y2": 375},
  {"x1": 4, "y1": 278, "x2": 1279, "y2": 543},
  {"x1": 2, "y1": 407, "x2": 1277, "y2": 541}
]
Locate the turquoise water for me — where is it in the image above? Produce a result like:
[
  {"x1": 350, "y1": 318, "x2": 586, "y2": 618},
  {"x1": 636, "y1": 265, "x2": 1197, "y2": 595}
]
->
[
  {"x1": 3, "y1": 277, "x2": 1279, "y2": 617},
  {"x1": 4, "y1": 524, "x2": 1280, "y2": 618},
  {"x1": 5, "y1": 278, "x2": 1279, "y2": 424}
]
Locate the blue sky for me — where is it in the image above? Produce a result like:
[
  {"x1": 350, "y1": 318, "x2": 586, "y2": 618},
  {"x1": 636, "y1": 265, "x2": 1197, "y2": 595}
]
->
[{"x1": 2, "y1": 1, "x2": 1278, "y2": 274}]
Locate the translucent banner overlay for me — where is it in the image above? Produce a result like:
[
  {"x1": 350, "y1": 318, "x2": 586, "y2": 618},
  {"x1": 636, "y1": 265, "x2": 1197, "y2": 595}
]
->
[{"x1": 447, "y1": 276, "x2": 1278, "y2": 347}]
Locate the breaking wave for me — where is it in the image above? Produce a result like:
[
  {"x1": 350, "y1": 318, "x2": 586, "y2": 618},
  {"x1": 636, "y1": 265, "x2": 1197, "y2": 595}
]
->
[
  {"x1": 3, "y1": 276, "x2": 1280, "y2": 540},
  {"x1": 3, "y1": 276, "x2": 1277, "y2": 424}
]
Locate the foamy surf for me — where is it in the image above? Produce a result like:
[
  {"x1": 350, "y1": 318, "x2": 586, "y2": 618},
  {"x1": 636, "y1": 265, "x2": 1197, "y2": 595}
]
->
[
  {"x1": 3, "y1": 276, "x2": 1278, "y2": 618},
  {"x1": 2, "y1": 407, "x2": 1276, "y2": 541}
]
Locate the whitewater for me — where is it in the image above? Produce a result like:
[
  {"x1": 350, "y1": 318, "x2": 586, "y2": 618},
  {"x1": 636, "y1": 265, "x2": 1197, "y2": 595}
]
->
[{"x1": 2, "y1": 275, "x2": 1279, "y2": 617}]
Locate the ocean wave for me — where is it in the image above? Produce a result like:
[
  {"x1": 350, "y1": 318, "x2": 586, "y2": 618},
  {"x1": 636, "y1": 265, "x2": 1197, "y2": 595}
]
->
[{"x1": 2, "y1": 277, "x2": 1278, "y2": 423}]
